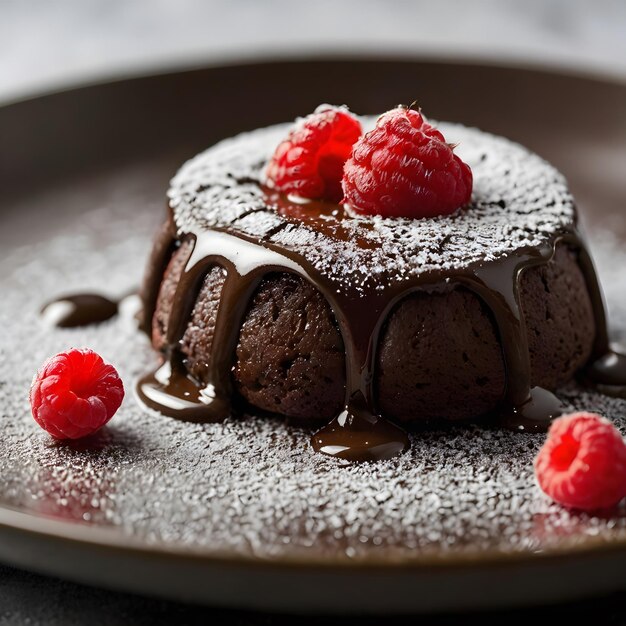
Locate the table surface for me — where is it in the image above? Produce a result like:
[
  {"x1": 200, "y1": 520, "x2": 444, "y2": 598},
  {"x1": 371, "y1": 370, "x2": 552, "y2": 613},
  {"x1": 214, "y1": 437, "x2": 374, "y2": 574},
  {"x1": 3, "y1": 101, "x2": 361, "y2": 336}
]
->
[
  {"x1": 1, "y1": 0, "x2": 625, "y2": 622},
  {"x1": 0, "y1": 564, "x2": 624, "y2": 625}
]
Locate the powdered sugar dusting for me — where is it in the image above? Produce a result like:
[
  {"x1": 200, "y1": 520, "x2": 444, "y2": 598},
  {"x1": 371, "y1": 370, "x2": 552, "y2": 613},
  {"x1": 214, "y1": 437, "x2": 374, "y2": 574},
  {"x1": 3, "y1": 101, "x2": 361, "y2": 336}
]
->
[
  {"x1": 0, "y1": 206, "x2": 625, "y2": 562},
  {"x1": 169, "y1": 120, "x2": 575, "y2": 295}
]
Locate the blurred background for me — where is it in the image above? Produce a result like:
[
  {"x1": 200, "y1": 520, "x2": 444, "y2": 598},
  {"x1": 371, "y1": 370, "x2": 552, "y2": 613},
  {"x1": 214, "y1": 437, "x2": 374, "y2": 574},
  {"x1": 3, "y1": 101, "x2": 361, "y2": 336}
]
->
[{"x1": 2, "y1": 0, "x2": 626, "y2": 102}]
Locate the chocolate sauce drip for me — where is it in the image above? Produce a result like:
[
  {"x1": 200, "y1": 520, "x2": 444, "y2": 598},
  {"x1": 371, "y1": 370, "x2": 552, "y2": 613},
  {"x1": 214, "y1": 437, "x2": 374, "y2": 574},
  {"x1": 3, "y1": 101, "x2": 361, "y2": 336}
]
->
[
  {"x1": 138, "y1": 218, "x2": 177, "y2": 335},
  {"x1": 41, "y1": 293, "x2": 120, "y2": 328},
  {"x1": 460, "y1": 246, "x2": 563, "y2": 431},
  {"x1": 137, "y1": 201, "x2": 626, "y2": 462},
  {"x1": 572, "y1": 239, "x2": 626, "y2": 399}
]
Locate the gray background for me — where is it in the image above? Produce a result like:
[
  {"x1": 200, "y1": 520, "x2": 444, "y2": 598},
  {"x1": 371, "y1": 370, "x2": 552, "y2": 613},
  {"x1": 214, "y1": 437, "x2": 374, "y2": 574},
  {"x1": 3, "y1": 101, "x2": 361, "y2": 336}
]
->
[{"x1": 2, "y1": 0, "x2": 626, "y2": 103}]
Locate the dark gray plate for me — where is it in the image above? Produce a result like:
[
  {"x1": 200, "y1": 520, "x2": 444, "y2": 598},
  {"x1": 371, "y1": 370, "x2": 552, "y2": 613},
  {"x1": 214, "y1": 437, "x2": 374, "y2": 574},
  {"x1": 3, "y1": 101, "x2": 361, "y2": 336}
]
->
[{"x1": 0, "y1": 59, "x2": 625, "y2": 614}]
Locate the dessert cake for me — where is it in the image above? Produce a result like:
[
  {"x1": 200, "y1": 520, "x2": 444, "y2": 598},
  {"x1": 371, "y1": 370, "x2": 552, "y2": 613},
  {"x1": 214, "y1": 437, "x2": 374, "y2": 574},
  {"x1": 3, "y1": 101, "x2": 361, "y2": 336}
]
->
[{"x1": 136, "y1": 106, "x2": 626, "y2": 462}]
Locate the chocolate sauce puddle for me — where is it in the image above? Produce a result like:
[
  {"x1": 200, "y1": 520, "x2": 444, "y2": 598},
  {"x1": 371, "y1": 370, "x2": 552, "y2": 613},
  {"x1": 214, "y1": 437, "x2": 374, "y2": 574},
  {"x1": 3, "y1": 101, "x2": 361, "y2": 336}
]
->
[
  {"x1": 137, "y1": 357, "x2": 230, "y2": 423},
  {"x1": 41, "y1": 293, "x2": 120, "y2": 328},
  {"x1": 137, "y1": 198, "x2": 626, "y2": 462},
  {"x1": 312, "y1": 392, "x2": 409, "y2": 462},
  {"x1": 584, "y1": 349, "x2": 626, "y2": 398}
]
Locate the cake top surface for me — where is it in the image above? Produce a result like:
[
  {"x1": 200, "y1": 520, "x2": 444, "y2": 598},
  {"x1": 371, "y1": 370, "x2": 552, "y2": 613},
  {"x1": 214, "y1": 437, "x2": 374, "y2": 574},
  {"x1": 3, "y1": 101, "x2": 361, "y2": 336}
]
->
[{"x1": 168, "y1": 118, "x2": 576, "y2": 294}]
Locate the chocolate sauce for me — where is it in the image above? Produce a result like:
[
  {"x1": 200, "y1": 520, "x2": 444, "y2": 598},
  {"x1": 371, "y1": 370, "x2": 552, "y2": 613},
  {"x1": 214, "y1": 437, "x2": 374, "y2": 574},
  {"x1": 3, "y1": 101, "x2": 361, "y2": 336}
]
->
[
  {"x1": 459, "y1": 245, "x2": 563, "y2": 432},
  {"x1": 41, "y1": 293, "x2": 119, "y2": 328},
  {"x1": 138, "y1": 218, "x2": 177, "y2": 335},
  {"x1": 572, "y1": 241, "x2": 626, "y2": 399},
  {"x1": 137, "y1": 198, "x2": 626, "y2": 462},
  {"x1": 137, "y1": 357, "x2": 230, "y2": 423},
  {"x1": 585, "y1": 350, "x2": 626, "y2": 398},
  {"x1": 312, "y1": 392, "x2": 410, "y2": 462}
]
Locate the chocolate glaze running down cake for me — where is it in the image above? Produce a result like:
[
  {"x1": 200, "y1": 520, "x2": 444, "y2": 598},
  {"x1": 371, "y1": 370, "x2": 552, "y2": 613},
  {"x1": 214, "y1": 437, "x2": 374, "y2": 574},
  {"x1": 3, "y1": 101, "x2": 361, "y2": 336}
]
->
[{"x1": 137, "y1": 119, "x2": 626, "y2": 461}]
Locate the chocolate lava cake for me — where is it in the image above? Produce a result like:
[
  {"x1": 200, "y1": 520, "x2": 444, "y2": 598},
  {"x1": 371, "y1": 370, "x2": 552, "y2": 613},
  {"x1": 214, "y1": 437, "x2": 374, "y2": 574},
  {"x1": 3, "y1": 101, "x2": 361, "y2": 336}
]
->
[{"x1": 137, "y1": 114, "x2": 615, "y2": 461}]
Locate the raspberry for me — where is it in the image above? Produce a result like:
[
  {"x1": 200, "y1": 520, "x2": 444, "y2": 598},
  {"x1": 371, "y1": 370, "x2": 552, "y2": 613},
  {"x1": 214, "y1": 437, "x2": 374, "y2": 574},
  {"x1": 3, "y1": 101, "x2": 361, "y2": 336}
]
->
[
  {"x1": 266, "y1": 105, "x2": 362, "y2": 202},
  {"x1": 342, "y1": 106, "x2": 473, "y2": 218},
  {"x1": 534, "y1": 412, "x2": 626, "y2": 511},
  {"x1": 29, "y1": 348, "x2": 124, "y2": 440}
]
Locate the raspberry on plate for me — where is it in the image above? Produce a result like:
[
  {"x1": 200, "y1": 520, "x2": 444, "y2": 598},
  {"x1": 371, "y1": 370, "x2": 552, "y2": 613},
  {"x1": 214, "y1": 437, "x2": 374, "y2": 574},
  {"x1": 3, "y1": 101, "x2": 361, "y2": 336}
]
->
[
  {"x1": 534, "y1": 412, "x2": 626, "y2": 511},
  {"x1": 29, "y1": 348, "x2": 124, "y2": 440},
  {"x1": 342, "y1": 105, "x2": 473, "y2": 219},
  {"x1": 266, "y1": 104, "x2": 362, "y2": 202}
]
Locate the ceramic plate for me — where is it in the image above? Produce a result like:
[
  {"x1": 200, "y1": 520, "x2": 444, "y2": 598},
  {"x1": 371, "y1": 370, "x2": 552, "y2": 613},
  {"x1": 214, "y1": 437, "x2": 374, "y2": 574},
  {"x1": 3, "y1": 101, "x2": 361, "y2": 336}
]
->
[{"x1": 0, "y1": 59, "x2": 625, "y2": 613}]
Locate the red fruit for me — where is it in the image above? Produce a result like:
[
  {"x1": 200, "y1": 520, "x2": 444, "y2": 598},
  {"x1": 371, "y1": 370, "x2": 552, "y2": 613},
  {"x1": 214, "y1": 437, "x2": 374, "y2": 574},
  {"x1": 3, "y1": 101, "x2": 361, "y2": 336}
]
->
[
  {"x1": 29, "y1": 348, "x2": 124, "y2": 440},
  {"x1": 534, "y1": 412, "x2": 626, "y2": 511},
  {"x1": 266, "y1": 105, "x2": 362, "y2": 202},
  {"x1": 342, "y1": 106, "x2": 473, "y2": 218}
]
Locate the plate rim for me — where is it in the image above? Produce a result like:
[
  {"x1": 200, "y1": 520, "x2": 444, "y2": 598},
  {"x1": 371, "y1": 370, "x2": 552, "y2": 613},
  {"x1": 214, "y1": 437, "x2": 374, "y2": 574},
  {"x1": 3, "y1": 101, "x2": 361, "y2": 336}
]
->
[
  {"x1": 1, "y1": 486, "x2": 625, "y2": 570},
  {"x1": 1, "y1": 51, "x2": 624, "y2": 111}
]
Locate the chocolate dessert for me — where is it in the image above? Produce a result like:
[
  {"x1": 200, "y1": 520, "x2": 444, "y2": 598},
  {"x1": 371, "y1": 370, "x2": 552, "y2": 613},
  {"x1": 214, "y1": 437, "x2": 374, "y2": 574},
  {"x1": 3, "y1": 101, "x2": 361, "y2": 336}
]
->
[{"x1": 136, "y1": 109, "x2": 626, "y2": 461}]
